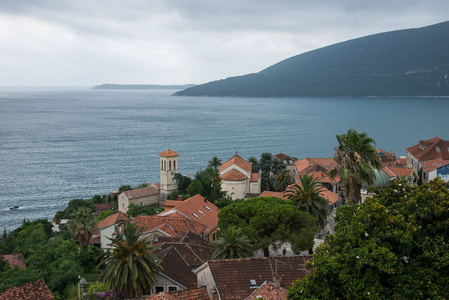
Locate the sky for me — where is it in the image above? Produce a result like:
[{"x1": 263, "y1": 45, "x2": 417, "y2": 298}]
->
[{"x1": 1, "y1": 0, "x2": 448, "y2": 87}]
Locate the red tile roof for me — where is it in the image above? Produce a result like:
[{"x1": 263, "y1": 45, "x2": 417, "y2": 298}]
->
[
  {"x1": 94, "y1": 203, "x2": 115, "y2": 212},
  {"x1": 260, "y1": 191, "x2": 284, "y2": 198},
  {"x1": 273, "y1": 153, "x2": 296, "y2": 165},
  {"x1": 199, "y1": 255, "x2": 312, "y2": 300},
  {"x1": 159, "y1": 194, "x2": 219, "y2": 234},
  {"x1": 122, "y1": 184, "x2": 160, "y2": 199},
  {"x1": 138, "y1": 286, "x2": 209, "y2": 300},
  {"x1": 97, "y1": 211, "x2": 128, "y2": 230},
  {"x1": 294, "y1": 158, "x2": 337, "y2": 174},
  {"x1": 245, "y1": 281, "x2": 288, "y2": 300},
  {"x1": 250, "y1": 173, "x2": 259, "y2": 182},
  {"x1": 285, "y1": 182, "x2": 338, "y2": 205},
  {"x1": 406, "y1": 137, "x2": 449, "y2": 161},
  {"x1": 383, "y1": 166, "x2": 414, "y2": 178},
  {"x1": 132, "y1": 215, "x2": 207, "y2": 237},
  {"x1": 221, "y1": 169, "x2": 247, "y2": 181},
  {"x1": 0, "y1": 279, "x2": 54, "y2": 299},
  {"x1": 1, "y1": 254, "x2": 26, "y2": 269},
  {"x1": 220, "y1": 154, "x2": 252, "y2": 173},
  {"x1": 158, "y1": 149, "x2": 180, "y2": 157},
  {"x1": 421, "y1": 158, "x2": 449, "y2": 172}
]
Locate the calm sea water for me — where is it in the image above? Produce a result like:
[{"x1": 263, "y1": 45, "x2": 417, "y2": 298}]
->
[{"x1": 1, "y1": 88, "x2": 448, "y2": 230}]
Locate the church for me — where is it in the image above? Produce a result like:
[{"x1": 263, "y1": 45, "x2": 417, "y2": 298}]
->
[{"x1": 118, "y1": 149, "x2": 179, "y2": 213}]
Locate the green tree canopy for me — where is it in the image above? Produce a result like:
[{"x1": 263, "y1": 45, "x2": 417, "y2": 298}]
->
[
  {"x1": 288, "y1": 178, "x2": 449, "y2": 299},
  {"x1": 274, "y1": 169, "x2": 294, "y2": 192},
  {"x1": 99, "y1": 219, "x2": 163, "y2": 298},
  {"x1": 329, "y1": 129, "x2": 381, "y2": 204},
  {"x1": 218, "y1": 196, "x2": 317, "y2": 257},
  {"x1": 187, "y1": 167, "x2": 225, "y2": 203},
  {"x1": 67, "y1": 207, "x2": 96, "y2": 247},
  {"x1": 210, "y1": 226, "x2": 254, "y2": 260},
  {"x1": 208, "y1": 156, "x2": 222, "y2": 170},
  {"x1": 287, "y1": 174, "x2": 328, "y2": 228}
]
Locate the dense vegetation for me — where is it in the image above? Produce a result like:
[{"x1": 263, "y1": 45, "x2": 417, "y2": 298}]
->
[
  {"x1": 288, "y1": 178, "x2": 449, "y2": 299},
  {"x1": 175, "y1": 21, "x2": 449, "y2": 97}
]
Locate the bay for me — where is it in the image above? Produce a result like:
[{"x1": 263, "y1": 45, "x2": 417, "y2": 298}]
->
[{"x1": 0, "y1": 88, "x2": 448, "y2": 231}]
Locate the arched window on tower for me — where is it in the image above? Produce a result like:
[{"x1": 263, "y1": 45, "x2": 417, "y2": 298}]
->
[
  {"x1": 161, "y1": 161, "x2": 163, "y2": 170},
  {"x1": 169, "y1": 161, "x2": 172, "y2": 170},
  {"x1": 164, "y1": 161, "x2": 166, "y2": 170},
  {"x1": 173, "y1": 160, "x2": 176, "y2": 170}
]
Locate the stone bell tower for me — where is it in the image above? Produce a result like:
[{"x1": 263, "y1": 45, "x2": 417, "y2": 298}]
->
[{"x1": 159, "y1": 149, "x2": 179, "y2": 201}]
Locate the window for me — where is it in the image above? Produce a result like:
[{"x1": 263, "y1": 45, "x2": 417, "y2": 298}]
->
[
  {"x1": 164, "y1": 161, "x2": 166, "y2": 170},
  {"x1": 204, "y1": 205, "x2": 211, "y2": 211},
  {"x1": 169, "y1": 161, "x2": 172, "y2": 170},
  {"x1": 192, "y1": 213, "x2": 200, "y2": 218},
  {"x1": 436, "y1": 147, "x2": 441, "y2": 151},
  {"x1": 168, "y1": 286, "x2": 177, "y2": 292},
  {"x1": 161, "y1": 161, "x2": 163, "y2": 170},
  {"x1": 173, "y1": 160, "x2": 176, "y2": 170},
  {"x1": 198, "y1": 209, "x2": 205, "y2": 215},
  {"x1": 212, "y1": 232, "x2": 216, "y2": 241},
  {"x1": 155, "y1": 286, "x2": 164, "y2": 293}
]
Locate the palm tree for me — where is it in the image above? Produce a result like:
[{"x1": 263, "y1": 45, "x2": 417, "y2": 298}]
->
[
  {"x1": 67, "y1": 207, "x2": 96, "y2": 247},
  {"x1": 99, "y1": 219, "x2": 162, "y2": 298},
  {"x1": 329, "y1": 129, "x2": 381, "y2": 204},
  {"x1": 274, "y1": 169, "x2": 294, "y2": 192},
  {"x1": 248, "y1": 156, "x2": 259, "y2": 172},
  {"x1": 287, "y1": 174, "x2": 328, "y2": 228},
  {"x1": 208, "y1": 156, "x2": 222, "y2": 170},
  {"x1": 210, "y1": 226, "x2": 254, "y2": 260}
]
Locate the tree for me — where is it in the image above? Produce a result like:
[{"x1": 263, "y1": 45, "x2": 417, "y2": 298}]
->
[
  {"x1": 99, "y1": 219, "x2": 162, "y2": 298},
  {"x1": 174, "y1": 173, "x2": 192, "y2": 195},
  {"x1": 274, "y1": 169, "x2": 294, "y2": 192},
  {"x1": 248, "y1": 156, "x2": 259, "y2": 173},
  {"x1": 329, "y1": 129, "x2": 381, "y2": 204},
  {"x1": 210, "y1": 226, "x2": 254, "y2": 260},
  {"x1": 287, "y1": 174, "x2": 328, "y2": 228},
  {"x1": 67, "y1": 207, "x2": 96, "y2": 247},
  {"x1": 288, "y1": 178, "x2": 449, "y2": 299},
  {"x1": 187, "y1": 167, "x2": 225, "y2": 203},
  {"x1": 208, "y1": 156, "x2": 222, "y2": 170},
  {"x1": 259, "y1": 153, "x2": 286, "y2": 191},
  {"x1": 218, "y1": 197, "x2": 317, "y2": 257}
]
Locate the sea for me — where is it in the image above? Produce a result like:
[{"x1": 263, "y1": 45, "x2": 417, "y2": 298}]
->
[{"x1": 1, "y1": 87, "x2": 448, "y2": 231}]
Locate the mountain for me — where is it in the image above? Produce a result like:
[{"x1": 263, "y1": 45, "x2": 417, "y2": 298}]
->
[
  {"x1": 174, "y1": 21, "x2": 449, "y2": 97},
  {"x1": 93, "y1": 84, "x2": 195, "y2": 90}
]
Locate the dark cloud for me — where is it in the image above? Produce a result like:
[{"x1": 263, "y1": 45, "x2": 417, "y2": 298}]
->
[{"x1": 0, "y1": 0, "x2": 448, "y2": 86}]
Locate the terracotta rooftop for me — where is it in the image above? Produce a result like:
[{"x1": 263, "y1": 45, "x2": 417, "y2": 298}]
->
[
  {"x1": 1, "y1": 254, "x2": 26, "y2": 269},
  {"x1": 158, "y1": 149, "x2": 180, "y2": 157},
  {"x1": 420, "y1": 158, "x2": 449, "y2": 173},
  {"x1": 196, "y1": 255, "x2": 312, "y2": 300},
  {"x1": 132, "y1": 215, "x2": 207, "y2": 237},
  {"x1": 245, "y1": 281, "x2": 289, "y2": 300},
  {"x1": 294, "y1": 158, "x2": 337, "y2": 174},
  {"x1": 221, "y1": 169, "x2": 247, "y2": 181},
  {"x1": 273, "y1": 153, "x2": 296, "y2": 165},
  {"x1": 97, "y1": 211, "x2": 128, "y2": 230},
  {"x1": 0, "y1": 279, "x2": 54, "y2": 299},
  {"x1": 406, "y1": 137, "x2": 449, "y2": 161},
  {"x1": 250, "y1": 173, "x2": 259, "y2": 182},
  {"x1": 260, "y1": 191, "x2": 285, "y2": 198},
  {"x1": 138, "y1": 286, "x2": 209, "y2": 300},
  {"x1": 159, "y1": 194, "x2": 219, "y2": 234},
  {"x1": 94, "y1": 203, "x2": 115, "y2": 212},
  {"x1": 383, "y1": 166, "x2": 414, "y2": 178},
  {"x1": 122, "y1": 184, "x2": 160, "y2": 199},
  {"x1": 220, "y1": 153, "x2": 252, "y2": 173}
]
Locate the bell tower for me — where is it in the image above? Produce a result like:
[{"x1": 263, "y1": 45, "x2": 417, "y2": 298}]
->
[{"x1": 159, "y1": 149, "x2": 179, "y2": 201}]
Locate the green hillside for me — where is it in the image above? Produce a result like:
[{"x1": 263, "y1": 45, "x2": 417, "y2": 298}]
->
[{"x1": 174, "y1": 21, "x2": 449, "y2": 97}]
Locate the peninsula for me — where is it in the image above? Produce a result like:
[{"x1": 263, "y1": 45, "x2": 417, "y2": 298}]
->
[{"x1": 93, "y1": 83, "x2": 196, "y2": 90}]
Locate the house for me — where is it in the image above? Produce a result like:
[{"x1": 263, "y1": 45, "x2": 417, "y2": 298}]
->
[
  {"x1": 158, "y1": 194, "x2": 220, "y2": 241},
  {"x1": 150, "y1": 232, "x2": 213, "y2": 294},
  {"x1": 294, "y1": 158, "x2": 339, "y2": 193},
  {"x1": 130, "y1": 215, "x2": 208, "y2": 241},
  {"x1": 94, "y1": 203, "x2": 115, "y2": 216},
  {"x1": 91, "y1": 211, "x2": 128, "y2": 249},
  {"x1": 406, "y1": 137, "x2": 449, "y2": 173},
  {"x1": 118, "y1": 183, "x2": 161, "y2": 213},
  {"x1": 421, "y1": 158, "x2": 449, "y2": 182},
  {"x1": 1, "y1": 253, "x2": 26, "y2": 269},
  {"x1": 382, "y1": 165, "x2": 416, "y2": 184},
  {"x1": 219, "y1": 152, "x2": 261, "y2": 200},
  {"x1": 194, "y1": 255, "x2": 312, "y2": 300},
  {"x1": 376, "y1": 148, "x2": 397, "y2": 166},
  {"x1": 138, "y1": 286, "x2": 209, "y2": 300},
  {"x1": 0, "y1": 279, "x2": 54, "y2": 299},
  {"x1": 245, "y1": 281, "x2": 289, "y2": 300},
  {"x1": 118, "y1": 149, "x2": 180, "y2": 213},
  {"x1": 272, "y1": 153, "x2": 297, "y2": 177}
]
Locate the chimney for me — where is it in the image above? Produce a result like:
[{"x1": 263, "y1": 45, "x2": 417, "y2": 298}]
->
[
  {"x1": 177, "y1": 195, "x2": 183, "y2": 201},
  {"x1": 273, "y1": 274, "x2": 282, "y2": 287},
  {"x1": 204, "y1": 197, "x2": 208, "y2": 203}
]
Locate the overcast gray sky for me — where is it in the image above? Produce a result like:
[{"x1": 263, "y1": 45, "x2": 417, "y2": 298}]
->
[{"x1": 1, "y1": 0, "x2": 448, "y2": 87}]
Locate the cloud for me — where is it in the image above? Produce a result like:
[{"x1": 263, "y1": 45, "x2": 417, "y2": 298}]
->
[{"x1": 0, "y1": 0, "x2": 448, "y2": 86}]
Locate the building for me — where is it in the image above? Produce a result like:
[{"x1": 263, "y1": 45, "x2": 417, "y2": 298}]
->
[
  {"x1": 219, "y1": 152, "x2": 261, "y2": 200},
  {"x1": 294, "y1": 158, "x2": 339, "y2": 193},
  {"x1": 0, "y1": 254, "x2": 26, "y2": 269},
  {"x1": 272, "y1": 153, "x2": 297, "y2": 177},
  {"x1": 0, "y1": 279, "x2": 54, "y2": 300},
  {"x1": 90, "y1": 211, "x2": 128, "y2": 249},
  {"x1": 137, "y1": 286, "x2": 209, "y2": 300},
  {"x1": 118, "y1": 149, "x2": 180, "y2": 213},
  {"x1": 158, "y1": 194, "x2": 220, "y2": 241},
  {"x1": 406, "y1": 137, "x2": 449, "y2": 173},
  {"x1": 376, "y1": 148, "x2": 397, "y2": 166},
  {"x1": 194, "y1": 255, "x2": 312, "y2": 300},
  {"x1": 421, "y1": 158, "x2": 449, "y2": 182}
]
